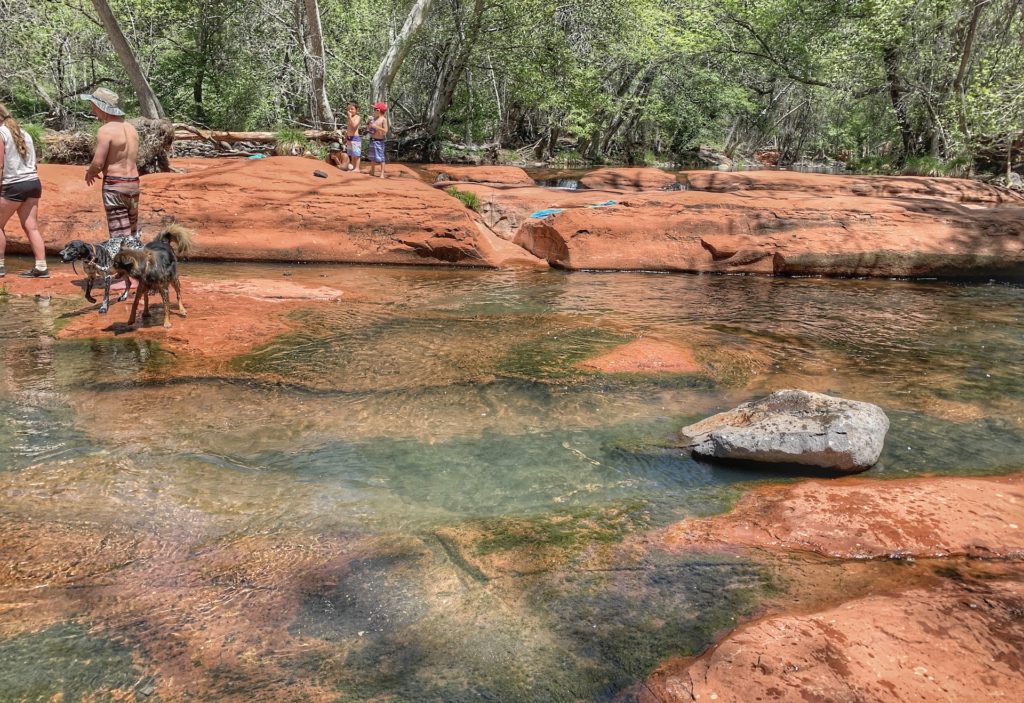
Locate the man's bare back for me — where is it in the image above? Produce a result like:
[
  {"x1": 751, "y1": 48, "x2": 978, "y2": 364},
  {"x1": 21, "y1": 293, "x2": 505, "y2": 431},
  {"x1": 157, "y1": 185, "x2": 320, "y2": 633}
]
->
[{"x1": 86, "y1": 120, "x2": 139, "y2": 185}]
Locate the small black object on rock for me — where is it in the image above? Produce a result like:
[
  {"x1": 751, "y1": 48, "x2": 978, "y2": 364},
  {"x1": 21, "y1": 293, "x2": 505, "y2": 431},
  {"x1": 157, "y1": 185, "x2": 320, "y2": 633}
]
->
[{"x1": 313, "y1": 169, "x2": 328, "y2": 179}]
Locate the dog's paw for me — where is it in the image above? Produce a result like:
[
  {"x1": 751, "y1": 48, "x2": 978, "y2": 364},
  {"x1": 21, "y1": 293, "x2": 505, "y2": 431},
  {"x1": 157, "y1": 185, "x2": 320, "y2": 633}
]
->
[
  {"x1": 163, "y1": 322, "x2": 172, "y2": 329},
  {"x1": 117, "y1": 292, "x2": 129, "y2": 302},
  {"x1": 99, "y1": 304, "x2": 109, "y2": 314}
]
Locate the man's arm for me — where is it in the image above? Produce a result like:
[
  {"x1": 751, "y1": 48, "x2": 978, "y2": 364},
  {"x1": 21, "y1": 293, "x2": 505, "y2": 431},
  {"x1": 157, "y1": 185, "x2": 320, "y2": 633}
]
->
[{"x1": 85, "y1": 127, "x2": 111, "y2": 186}]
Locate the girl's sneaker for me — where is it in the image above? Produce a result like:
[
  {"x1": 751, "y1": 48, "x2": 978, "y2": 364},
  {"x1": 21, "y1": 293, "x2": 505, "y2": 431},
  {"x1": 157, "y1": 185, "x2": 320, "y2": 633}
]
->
[{"x1": 18, "y1": 267, "x2": 49, "y2": 278}]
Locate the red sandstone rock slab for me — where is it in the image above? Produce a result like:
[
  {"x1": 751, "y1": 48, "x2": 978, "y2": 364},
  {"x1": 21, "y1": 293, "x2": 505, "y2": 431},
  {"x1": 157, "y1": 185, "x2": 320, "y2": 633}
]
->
[
  {"x1": 0, "y1": 268, "x2": 338, "y2": 361},
  {"x1": 454, "y1": 184, "x2": 604, "y2": 239},
  {"x1": 579, "y1": 167, "x2": 678, "y2": 191},
  {"x1": 421, "y1": 163, "x2": 535, "y2": 185},
  {"x1": 381, "y1": 163, "x2": 424, "y2": 180},
  {"x1": 512, "y1": 189, "x2": 1024, "y2": 277},
  {"x1": 472, "y1": 220, "x2": 549, "y2": 268},
  {"x1": 682, "y1": 169, "x2": 1024, "y2": 205},
  {"x1": 628, "y1": 579, "x2": 1024, "y2": 703},
  {"x1": 15, "y1": 157, "x2": 498, "y2": 267},
  {"x1": 661, "y1": 474, "x2": 1024, "y2": 559},
  {"x1": 577, "y1": 338, "x2": 703, "y2": 374}
]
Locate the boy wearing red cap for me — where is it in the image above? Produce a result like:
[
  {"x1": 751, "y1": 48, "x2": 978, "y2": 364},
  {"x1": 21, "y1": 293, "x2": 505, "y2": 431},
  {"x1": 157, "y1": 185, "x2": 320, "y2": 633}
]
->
[{"x1": 368, "y1": 102, "x2": 389, "y2": 178}]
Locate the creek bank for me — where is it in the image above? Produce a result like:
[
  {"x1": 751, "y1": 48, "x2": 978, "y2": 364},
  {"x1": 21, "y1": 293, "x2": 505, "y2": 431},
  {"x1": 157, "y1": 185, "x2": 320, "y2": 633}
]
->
[
  {"x1": 19, "y1": 157, "x2": 528, "y2": 268},
  {"x1": 461, "y1": 182, "x2": 1024, "y2": 278},
  {"x1": 421, "y1": 163, "x2": 534, "y2": 185},
  {"x1": 5, "y1": 159, "x2": 1022, "y2": 278},
  {"x1": 681, "y1": 168, "x2": 1024, "y2": 205},
  {"x1": 578, "y1": 167, "x2": 678, "y2": 191}
]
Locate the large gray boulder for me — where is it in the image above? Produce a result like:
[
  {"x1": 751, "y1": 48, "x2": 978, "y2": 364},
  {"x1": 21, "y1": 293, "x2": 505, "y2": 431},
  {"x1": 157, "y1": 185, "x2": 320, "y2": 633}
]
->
[{"x1": 680, "y1": 390, "x2": 889, "y2": 473}]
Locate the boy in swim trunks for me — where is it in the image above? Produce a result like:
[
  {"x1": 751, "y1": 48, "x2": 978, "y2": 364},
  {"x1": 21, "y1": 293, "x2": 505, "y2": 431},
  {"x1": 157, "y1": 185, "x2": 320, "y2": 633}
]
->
[
  {"x1": 81, "y1": 89, "x2": 142, "y2": 250},
  {"x1": 340, "y1": 102, "x2": 362, "y2": 172},
  {"x1": 368, "y1": 102, "x2": 389, "y2": 178}
]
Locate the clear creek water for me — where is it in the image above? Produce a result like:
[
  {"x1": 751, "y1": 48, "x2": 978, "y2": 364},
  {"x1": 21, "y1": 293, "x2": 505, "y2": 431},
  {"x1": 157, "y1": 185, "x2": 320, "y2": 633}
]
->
[{"x1": 0, "y1": 265, "x2": 1021, "y2": 702}]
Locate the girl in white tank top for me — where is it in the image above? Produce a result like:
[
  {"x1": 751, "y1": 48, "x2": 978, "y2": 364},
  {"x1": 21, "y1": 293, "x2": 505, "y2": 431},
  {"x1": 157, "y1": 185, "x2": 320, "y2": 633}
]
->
[{"x1": 0, "y1": 103, "x2": 48, "y2": 278}]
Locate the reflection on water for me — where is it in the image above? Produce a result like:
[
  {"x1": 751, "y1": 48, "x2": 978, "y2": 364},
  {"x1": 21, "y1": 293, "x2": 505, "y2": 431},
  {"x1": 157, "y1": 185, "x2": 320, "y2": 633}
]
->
[{"x1": 1, "y1": 268, "x2": 1022, "y2": 701}]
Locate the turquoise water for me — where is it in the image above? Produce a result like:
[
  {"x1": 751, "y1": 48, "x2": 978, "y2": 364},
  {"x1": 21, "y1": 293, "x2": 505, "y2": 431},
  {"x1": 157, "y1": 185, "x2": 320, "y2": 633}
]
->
[{"x1": 1, "y1": 267, "x2": 1022, "y2": 701}]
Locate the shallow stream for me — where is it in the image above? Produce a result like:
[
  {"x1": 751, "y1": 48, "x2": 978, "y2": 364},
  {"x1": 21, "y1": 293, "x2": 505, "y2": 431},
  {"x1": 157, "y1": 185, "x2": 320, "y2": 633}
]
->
[{"x1": 1, "y1": 265, "x2": 1022, "y2": 701}]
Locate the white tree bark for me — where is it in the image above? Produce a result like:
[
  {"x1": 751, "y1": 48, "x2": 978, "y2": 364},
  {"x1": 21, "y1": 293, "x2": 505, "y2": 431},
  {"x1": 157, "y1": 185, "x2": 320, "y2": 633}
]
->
[
  {"x1": 90, "y1": 0, "x2": 165, "y2": 119},
  {"x1": 299, "y1": 0, "x2": 334, "y2": 128},
  {"x1": 371, "y1": 0, "x2": 436, "y2": 103}
]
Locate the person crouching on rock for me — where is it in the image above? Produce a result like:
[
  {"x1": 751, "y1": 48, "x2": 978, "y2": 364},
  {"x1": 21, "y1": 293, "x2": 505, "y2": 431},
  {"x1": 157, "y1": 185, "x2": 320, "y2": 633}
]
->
[
  {"x1": 368, "y1": 102, "x2": 389, "y2": 179},
  {"x1": 81, "y1": 89, "x2": 142, "y2": 250},
  {"x1": 0, "y1": 103, "x2": 48, "y2": 278},
  {"x1": 327, "y1": 139, "x2": 347, "y2": 170}
]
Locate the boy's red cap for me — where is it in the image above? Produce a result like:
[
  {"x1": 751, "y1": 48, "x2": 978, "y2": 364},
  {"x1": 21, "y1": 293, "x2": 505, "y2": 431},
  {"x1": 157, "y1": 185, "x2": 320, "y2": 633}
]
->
[{"x1": 373, "y1": 102, "x2": 388, "y2": 112}]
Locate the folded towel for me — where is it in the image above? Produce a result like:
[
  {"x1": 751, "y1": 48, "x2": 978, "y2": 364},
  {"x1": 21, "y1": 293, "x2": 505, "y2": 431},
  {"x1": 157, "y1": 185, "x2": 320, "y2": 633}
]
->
[{"x1": 588, "y1": 200, "x2": 618, "y2": 208}]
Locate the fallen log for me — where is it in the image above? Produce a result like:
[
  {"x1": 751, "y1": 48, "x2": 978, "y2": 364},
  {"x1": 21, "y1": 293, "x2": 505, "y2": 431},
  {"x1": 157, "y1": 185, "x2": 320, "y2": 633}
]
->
[
  {"x1": 171, "y1": 125, "x2": 339, "y2": 143},
  {"x1": 42, "y1": 118, "x2": 175, "y2": 174}
]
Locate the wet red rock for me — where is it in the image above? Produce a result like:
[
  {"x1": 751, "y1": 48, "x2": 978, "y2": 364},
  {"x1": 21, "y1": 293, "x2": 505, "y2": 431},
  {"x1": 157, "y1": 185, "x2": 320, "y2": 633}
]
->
[
  {"x1": 661, "y1": 473, "x2": 1024, "y2": 559},
  {"x1": 629, "y1": 579, "x2": 1024, "y2": 703},
  {"x1": 579, "y1": 167, "x2": 678, "y2": 191},
  {"x1": 682, "y1": 169, "x2": 1024, "y2": 205},
  {"x1": 0, "y1": 268, "x2": 341, "y2": 361},
  {"x1": 421, "y1": 163, "x2": 535, "y2": 185},
  {"x1": 577, "y1": 338, "x2": 703, "y2": 374}
]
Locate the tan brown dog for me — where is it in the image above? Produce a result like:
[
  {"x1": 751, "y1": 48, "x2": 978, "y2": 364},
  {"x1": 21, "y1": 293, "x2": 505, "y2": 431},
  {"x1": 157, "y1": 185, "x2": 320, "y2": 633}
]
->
[{"x1": 112, "y1": 224, "x2": 195, "y2": 329}]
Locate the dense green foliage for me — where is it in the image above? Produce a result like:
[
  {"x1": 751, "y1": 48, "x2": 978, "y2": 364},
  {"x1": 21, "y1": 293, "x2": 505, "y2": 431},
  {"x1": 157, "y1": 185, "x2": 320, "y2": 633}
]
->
[{"x1": 1, "y1": 0, "x2": 1021, "y2": 167}]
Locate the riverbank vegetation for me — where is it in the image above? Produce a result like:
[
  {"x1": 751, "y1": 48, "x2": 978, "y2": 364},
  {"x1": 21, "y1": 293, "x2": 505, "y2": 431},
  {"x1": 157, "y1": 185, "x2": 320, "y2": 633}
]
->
[{"x1": 2, "y1": 0, "x2": 1021, "y2": 172}]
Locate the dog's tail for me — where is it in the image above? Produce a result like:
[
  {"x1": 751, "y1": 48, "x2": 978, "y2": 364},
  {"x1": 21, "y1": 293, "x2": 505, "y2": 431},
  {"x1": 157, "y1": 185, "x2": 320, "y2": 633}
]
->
[{"x1": 156, "y1": 224, "x2": 195, "y2": 257}]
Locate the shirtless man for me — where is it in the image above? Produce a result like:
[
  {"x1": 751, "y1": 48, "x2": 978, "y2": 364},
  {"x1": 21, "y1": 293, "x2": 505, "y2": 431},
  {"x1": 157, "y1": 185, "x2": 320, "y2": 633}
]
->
[
  {"x1": 367, "y1": 102, "x2": 389, "y2": 178},
  {"x1": 81, "y1": 89, "x2": 142, "y2": 249},
  {"x1": 338, "y1": 102, "x2": 362, "y2": 172}
]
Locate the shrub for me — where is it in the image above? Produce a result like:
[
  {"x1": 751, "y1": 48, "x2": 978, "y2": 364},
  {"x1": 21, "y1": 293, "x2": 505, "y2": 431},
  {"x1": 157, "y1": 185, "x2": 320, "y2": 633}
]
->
[
  {"x1": 445, "y1": 186, "x2": 481, "y2": 211},
  {"x1": 273, "y1": 126, "x2": 309, "y2": 156},
  {"x1": 902, "y1": 155, "x2": 946, "y2": 177},
  {"x1": 848, "y1": 155, "x2": 896, "y2": 174}
]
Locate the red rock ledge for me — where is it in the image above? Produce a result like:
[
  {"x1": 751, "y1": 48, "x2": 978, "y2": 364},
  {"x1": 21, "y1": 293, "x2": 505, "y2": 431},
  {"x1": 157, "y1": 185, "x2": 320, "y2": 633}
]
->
[{"x1": 13, "y1": 157, "x2": 540, "y2": 267}]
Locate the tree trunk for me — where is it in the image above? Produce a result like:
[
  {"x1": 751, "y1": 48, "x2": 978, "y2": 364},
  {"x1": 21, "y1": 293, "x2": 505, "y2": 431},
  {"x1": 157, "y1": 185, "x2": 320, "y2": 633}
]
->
[
  {"x1": 298, "y1": 0, "x2": 334, "y2": 128},
  {"x1": 883, "y1": 46, "x2": 914, "y2": 164},
  {"x1": 953, "y1": 0, "x2": 987, "y2": 143},
  {"x1": 372, "y1": 0, "x2": 437, "y2": 103},
  {"x1": 422, "y1": 0, "x2": 486, "y2": 157},
  {"x1": 597, "y1": 65, "x2": 658, "y2": 156},
  {"x1": 90, "y1": 0, "x2": 165, "y2": 119}
]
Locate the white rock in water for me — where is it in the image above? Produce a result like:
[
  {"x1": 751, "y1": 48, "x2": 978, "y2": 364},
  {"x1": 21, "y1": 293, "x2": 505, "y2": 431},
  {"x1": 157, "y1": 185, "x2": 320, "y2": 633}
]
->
[{"x1": 680, "y1": 389, "x2": 889, "y2": 473}]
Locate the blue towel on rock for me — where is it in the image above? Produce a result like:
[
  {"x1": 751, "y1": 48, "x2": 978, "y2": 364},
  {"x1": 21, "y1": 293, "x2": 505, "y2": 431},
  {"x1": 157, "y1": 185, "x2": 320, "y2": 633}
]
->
[{"x1": 529, "y1": 208, "x2": 564, "y2": 219}]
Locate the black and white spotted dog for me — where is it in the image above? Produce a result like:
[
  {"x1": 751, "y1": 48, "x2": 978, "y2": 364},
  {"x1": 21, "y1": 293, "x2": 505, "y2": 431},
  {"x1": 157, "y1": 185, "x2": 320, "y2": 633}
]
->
[{"x1": 58, "y1": 234, "x2": 143, "y2": 313}]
